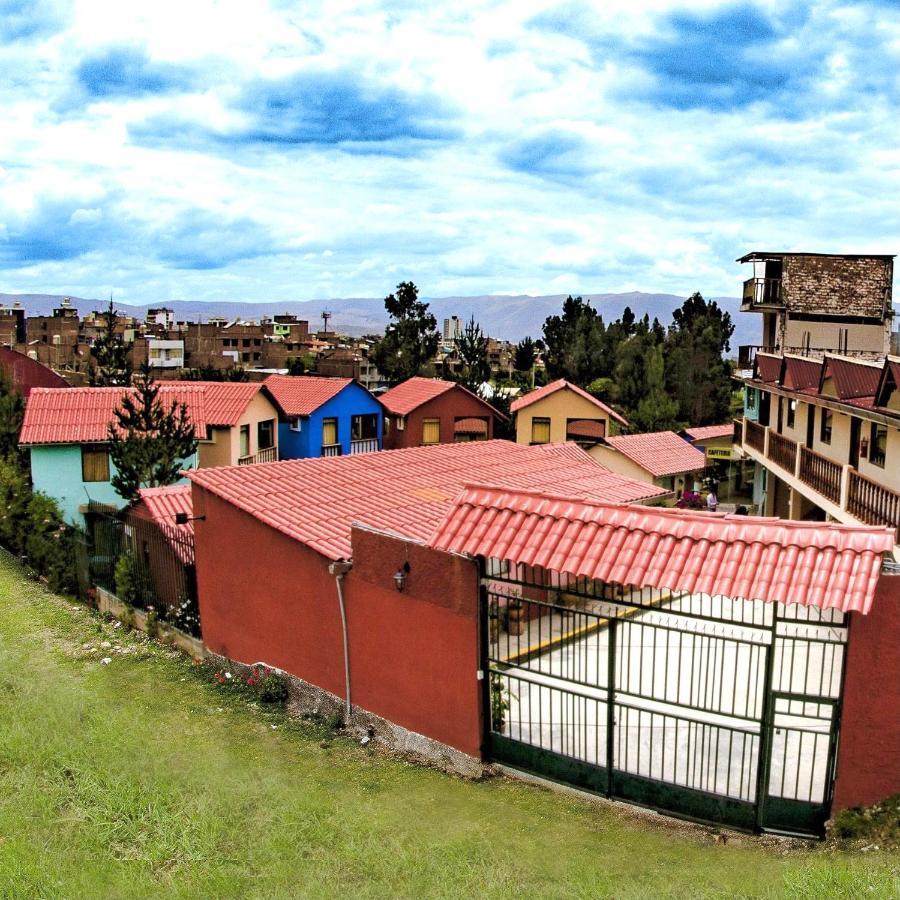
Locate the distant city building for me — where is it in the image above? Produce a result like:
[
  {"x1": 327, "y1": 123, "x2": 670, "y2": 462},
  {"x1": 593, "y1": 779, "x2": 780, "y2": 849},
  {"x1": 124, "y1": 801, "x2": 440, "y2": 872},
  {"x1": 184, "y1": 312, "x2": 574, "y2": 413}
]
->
[{"x1": 443, "y1": 316, "x2": 462, "y2": 342}]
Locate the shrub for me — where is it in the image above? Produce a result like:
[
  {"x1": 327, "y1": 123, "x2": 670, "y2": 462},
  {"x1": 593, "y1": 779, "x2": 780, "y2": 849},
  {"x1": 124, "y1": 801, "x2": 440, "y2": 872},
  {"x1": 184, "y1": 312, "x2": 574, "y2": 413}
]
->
[
  {"x1": 246, "y1": 665, "x2": 288, "y2": 704},
  {"x1": 169, "y1": 593, "x2": 202, "y2": 638},
  {"x1": 829, "y1": 794, "x2": 900, "y2": 848},
  {"x1": 115, "y1": 551, "x2": 144, "y2": 607}
]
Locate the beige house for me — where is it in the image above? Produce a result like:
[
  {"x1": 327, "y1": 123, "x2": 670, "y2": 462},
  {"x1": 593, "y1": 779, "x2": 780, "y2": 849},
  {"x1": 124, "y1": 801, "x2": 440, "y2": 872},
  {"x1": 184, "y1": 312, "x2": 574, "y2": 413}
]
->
[
  {"x1": 591, "y1": 431, "x2": 706, "y2": 495},
  {"x1": 169, "y1": 381, "x2": 280, "y2": 467},
  {"x1": 511, "y1": 379, "x2": 628, "y2": 447}
]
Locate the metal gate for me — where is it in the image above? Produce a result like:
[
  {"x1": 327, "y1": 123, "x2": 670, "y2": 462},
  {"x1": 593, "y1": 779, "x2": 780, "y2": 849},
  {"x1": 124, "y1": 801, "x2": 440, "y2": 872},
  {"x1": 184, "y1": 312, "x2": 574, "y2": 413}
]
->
[{"x1": 480, "y1": 560, "x2": 847, "y2": 837}]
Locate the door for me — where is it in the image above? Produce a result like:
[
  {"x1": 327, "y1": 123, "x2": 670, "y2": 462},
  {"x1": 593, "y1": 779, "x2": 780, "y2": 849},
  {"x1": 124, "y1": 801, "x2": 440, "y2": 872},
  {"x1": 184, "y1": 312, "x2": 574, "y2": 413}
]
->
[
  {"x1": 759, "y1": 393, "x2": 771, "y2": 427},
  {"x1": 849, "y1": 417, "x2": 861, "y2": 469},
  {"x1": 806, "y1": 406, "x2": 815, "y2": 449}
]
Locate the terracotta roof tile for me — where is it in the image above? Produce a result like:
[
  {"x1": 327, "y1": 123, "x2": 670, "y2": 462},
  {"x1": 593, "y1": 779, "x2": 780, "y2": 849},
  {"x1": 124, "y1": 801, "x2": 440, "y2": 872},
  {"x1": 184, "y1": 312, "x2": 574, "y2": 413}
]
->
[
  {"x1": 428, "y1": 486, "x2": 895, "y2": 614},
  {"x1": 754, "y1": 354, "x2": 782, "y2": 383},
  {"x1": 820, "y1": 355, "x2": 882, "y2": 400},
  {"x1": 604, "y1": 431, "x2": 706, "y2": 478},
  {"x1": 136, "y1": 485, "x2": 195, "y2": 564},
  {"x1": 379, "y1": 377, "x2": 504, "y2": 419},
  {"x1": 264, "y1": 374, "x2": 354, "y2": 417},
  {"x1": 681, "y1": 424, "x2": 734, "y2": 442},
  {"x1": 165, "y1": 381, "x2": 262, "y2": 426},
  {"x1": 781, "y1": 356, "x2": 823, "y2": 392},
  {"x1": 188, "y1": 440, "x2": 666, "y2": 561},
  {"x1": 454, "y1": 417, "x2": 488, "y2": 435},
  {"x1": 510, "y1": 378, "x2": 628, "y2": 426},
  {"x1": 20, "y1": 386, "x2": 207, "y2": 445}
]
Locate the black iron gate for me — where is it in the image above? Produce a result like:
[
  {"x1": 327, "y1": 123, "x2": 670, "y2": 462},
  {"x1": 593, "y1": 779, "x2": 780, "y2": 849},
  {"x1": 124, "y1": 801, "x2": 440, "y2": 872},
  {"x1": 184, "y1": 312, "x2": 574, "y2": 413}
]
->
[{"x1": 480, "y1": 560, "x2": 847, "y2": 837}]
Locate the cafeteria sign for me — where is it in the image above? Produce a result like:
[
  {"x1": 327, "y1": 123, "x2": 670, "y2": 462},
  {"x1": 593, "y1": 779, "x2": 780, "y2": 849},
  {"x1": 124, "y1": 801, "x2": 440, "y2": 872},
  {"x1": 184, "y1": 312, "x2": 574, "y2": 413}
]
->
[{"x1": 706, "y1": 446, "x2": 734, "y2": 460}]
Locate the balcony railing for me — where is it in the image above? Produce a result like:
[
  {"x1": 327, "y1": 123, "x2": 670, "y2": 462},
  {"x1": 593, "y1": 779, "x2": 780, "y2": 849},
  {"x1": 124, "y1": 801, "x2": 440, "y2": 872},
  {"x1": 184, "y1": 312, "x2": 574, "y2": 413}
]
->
[
  {"x1": 349, "y1": 438, "x2": 379, "y2": 455},
  {"x1": 798, "y1": 445, "x2": 842, "y2": 505},
  {"x1": 848, "y1": 470, "x2": 900, "y2": 543},
  {"x1": 237, "y1": 446, "x2": 277, "y2": 466},
  {"x1": 742, "y1": 277, "x2": 782, "y2": 307},
  {"x1": 733, "y1": 419, "x2": 743, "y2": 446},
  {"x1": 767, "y1": 431, "x2": 797, "y2": 473},
  {"x1": 321, "y1": 443, "x2": 342, "y2": 457},
  {"x1": 746, "y1": 418, "x2": 766, "y2": 453}
]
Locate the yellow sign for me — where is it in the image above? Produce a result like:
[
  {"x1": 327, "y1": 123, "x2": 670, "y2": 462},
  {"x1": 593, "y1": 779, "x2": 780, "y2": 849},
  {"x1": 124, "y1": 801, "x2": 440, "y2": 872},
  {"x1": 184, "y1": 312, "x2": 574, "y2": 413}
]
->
[{"x1": 706, "y1": 447, "x2": 735, "y2": 460}]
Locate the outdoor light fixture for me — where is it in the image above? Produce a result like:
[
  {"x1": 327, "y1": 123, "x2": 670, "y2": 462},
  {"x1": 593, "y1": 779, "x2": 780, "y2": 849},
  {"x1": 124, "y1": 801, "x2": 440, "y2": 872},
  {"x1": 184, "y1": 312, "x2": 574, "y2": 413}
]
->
[
  {"x1": 174, "y1": 512, "x2": 206, "y2": 525},
  {"x1": 393, "y1": 561, "x2": 411, "y2": 592}
]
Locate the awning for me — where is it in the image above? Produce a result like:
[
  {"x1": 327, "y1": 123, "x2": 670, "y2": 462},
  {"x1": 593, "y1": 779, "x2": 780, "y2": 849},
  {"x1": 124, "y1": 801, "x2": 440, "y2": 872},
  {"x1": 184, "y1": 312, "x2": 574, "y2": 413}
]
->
[
  {"x1": 566, "y1": 419, "x2": 605, "y2": 440},
  {"x1": 454, "y1": 417, "x2": 488, "y2": 436},
  {"x1": 428, "y1": 485, "x2": 895, "y2": 614}
]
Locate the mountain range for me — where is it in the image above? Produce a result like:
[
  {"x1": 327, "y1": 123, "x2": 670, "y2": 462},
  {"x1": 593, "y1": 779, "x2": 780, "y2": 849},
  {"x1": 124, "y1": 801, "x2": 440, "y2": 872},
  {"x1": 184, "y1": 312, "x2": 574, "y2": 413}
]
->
[{"x1": 0, "y1": 291, "x2": 761, "y2": 352}]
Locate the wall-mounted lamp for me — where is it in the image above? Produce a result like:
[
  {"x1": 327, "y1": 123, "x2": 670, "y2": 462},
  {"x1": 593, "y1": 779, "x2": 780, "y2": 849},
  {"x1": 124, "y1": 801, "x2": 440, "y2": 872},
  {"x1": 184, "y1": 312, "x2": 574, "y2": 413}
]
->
[
  {"x1": 174, "y1": 512, "x2": 206, "y2": 525},
  {"x1": 393, "y1": 560, "x2": 411, "y2": 592}
]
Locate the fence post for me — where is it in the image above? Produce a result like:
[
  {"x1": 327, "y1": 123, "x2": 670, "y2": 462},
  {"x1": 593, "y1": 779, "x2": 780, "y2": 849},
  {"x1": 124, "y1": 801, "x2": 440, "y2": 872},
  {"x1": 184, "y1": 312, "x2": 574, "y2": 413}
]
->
[
  {"x1": 840, "y1": 465, "x2": 851, "y2": 513},
  {"x1": 478, "y1": 557, "x2": 492, "y2": 759},
  {"x1": 606, "y1": 614, "x2": 617, "y2": 798},
  {"x1": 754, "y1": 607, "x2": 778, "y2": 831}
]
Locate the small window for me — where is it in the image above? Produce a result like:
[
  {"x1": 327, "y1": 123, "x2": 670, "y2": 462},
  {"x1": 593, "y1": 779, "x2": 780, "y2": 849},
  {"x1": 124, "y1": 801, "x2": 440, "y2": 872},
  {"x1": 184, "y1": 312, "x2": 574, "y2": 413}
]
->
[
  {"x1": 870, "y1": 422, "x2": 887, "y2": 468},
  {"x1": 351, "y1": 414, "x2": 378, "y2": 441},
  {"x1": 239, "y1": 424, "x2": 250, "y2": 457},
  {"x1": 422, "y1": 418, "x2": 441, "y2": 445},
  {"x1": 81, "y1": 446, "x2": 110, "y2": 482},
  {"x1": 290, "y1": 417, "x2": 302, "y2": 432},
  {"x1": 384, "y1": 416, "x2": 391, "y2": 435},
  {"x1": 396, "y1": 416, "x2": 405, "y2": 431},
  {"x1": 746, "y1": 388, "x2": 756, "y2": 410},
  {"x1": 531, "y1": 417, "x2": 551, "y2": 444},
  {"x1": 322, "y1": 417, "x2": 338, "y2": 447},
  {"x1": 786, "y1": 399, "x2": 796, "y2": 429},
  {"x1": 257, "y1": 419, "x2": 275, "y2": 450},
  {"x1": 820, "y1": 409, "x2": 833, "y2": 445},
  {"x1": 243, "y1": 338, "x2": 251, "y2": 347}
]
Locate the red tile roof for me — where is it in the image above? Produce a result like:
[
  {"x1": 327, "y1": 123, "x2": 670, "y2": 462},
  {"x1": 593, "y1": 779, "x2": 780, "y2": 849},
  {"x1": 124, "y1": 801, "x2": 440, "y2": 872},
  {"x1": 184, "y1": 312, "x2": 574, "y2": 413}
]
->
[
  {"x1": 604, "y1": 431, "x2": 706, "y2": 478},
  {"x1": 454, "y1": 417, "x2": 488, "y2": 435},
  {"x1": 264, "y1": 375, "x2": 353, "y2": 417},
  {"x1": 166, "y1": 381, "x2": 263, "y2": 426},
  {"x1": 20, "y1": 386, "x2": 207, "y2": 445},
  {"x1": 136, "y1": 485, "x2": 195, "y2": 564},
  {"x1": 754, "y1": 353, "x2": 782, "y2": 383},
  {"x1": 187, "y1": 440, "x2": 666, "y2": 561},
  {"x1": 510, "y1": 379, "x2": 628, "y2": 426},
  {"x1": 681, "y1": 424, "x2": 733, "y2": 442},
  {"x1": 566, "y1": 418, "x2": 606, "y2": 440},
  {"x1": 781, "y1": 355, "x2": 822, "y2": 392},
  {"x1": 820, "y1": 355, "x2": 882, "y2": 400},
  {"x1": 428, "y1": 486, "x2": 895, "y2": 614},
  {"x1": 380, "y1": 377, "x2": 504, "y2": 419}
]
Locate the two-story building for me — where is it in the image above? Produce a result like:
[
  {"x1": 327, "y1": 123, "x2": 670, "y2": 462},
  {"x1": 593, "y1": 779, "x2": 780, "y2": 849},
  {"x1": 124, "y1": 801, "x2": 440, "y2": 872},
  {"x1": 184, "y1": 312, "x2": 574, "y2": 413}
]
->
[
  {"x1": 264, "y1": 375, "x2": 384, "y2": 459},
  {"x1": 380, "y1": 377, "x2": 505, "y2": 450}
]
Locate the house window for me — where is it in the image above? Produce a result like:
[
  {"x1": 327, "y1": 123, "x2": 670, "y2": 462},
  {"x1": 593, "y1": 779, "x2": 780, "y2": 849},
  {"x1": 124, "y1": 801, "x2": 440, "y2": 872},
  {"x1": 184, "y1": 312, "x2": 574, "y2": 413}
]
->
[
  {"x1": 240, "y1": 424, "x2": 250, "y2": 457},
  {"x1": 531, "y1": 417, "x2": 551, "y2": 444},
  {"x1": 786, "y1": 399, "x2": 796, "y2": 429},
  {"x1": 869, "y1": 422, "x2": 887, "y2": 468},
  {"x1": 422, "y1": 418, "x2": 441, "y2": 445},
  {"x1": 290, "y1": 417, "x2": 302, "y2": 432},
  {"x1": 351, "y1": 414, "x2": 378, "y2": 441},
  {"x1": 257, "y1": 419, "x2": 275, "y2": 450},
  {"x1": 820, "y1": 409, "x2": 833, "y2": 445},
  {"x1": 746, "y1": 388, "x2": 756, "y2": 410},
  {"x1": 81, "y1": 446, "x2": 110, "y2": 482},
  {"x1": 243, "y1": 338, "x2": 251, "y2": 347},
  {"x1": 322, "y1": 417, "x2": 338, "y2": 447},
  {"x1": 384, "y1": 416, "x2": 391, "y2": 434},
  {"x1": 396, "y1": 416, "x2": 405, "y2": 431}
]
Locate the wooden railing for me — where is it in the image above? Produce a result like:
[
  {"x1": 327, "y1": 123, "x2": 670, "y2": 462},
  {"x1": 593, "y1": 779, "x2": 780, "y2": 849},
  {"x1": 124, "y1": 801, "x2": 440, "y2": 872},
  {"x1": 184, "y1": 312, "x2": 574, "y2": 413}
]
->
[
  {"x1": 745, "y1": 418, "x2": 765, "y2": 453},
  {"x1": 350, "y1": 438, "x2": 379, "y2": 455},
  {"x1": 767, "y1": 431, "x2": 797, "y2": 473},
  {"x1": 798, "y1": 445, "x2": 842, "y2": 505},
  {"x1": 321, "y1": 443, "x2": 342, "y2": 457},
  {"x1": 733, "y1": 419, "x2": 743, "y2": 446},
  {"x1": 237, "y1": 446, "x2": 277, "y2": 466},
  {"x1": 848, "y1": 470, "x2": 900, "y2": 542}
]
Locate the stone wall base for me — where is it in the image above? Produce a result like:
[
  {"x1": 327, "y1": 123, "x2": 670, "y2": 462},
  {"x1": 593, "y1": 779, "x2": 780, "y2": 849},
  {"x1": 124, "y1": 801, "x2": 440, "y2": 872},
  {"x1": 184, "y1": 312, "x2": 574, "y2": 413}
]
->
[{"x1": 205, "y1": 650, "x2": 486, "y2": 779}]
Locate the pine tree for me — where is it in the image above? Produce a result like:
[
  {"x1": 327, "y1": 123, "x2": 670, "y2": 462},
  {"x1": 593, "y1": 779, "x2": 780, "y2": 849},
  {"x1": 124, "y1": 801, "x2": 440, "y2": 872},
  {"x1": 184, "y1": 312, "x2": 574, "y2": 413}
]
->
[
  {"x1": 89, "y1": 299, "x2": 132, "y2": 386},
  {"x1": 0, "y1": 369, "x2": 25, "y2": 464},
  {"x1": 370, "y1": 282, "x2": 439, "y2": 384},
  {"x1": 108, "y1": 366, "x2": 198, "y2": 503},
  {"x1": 454, "y1": 315, "x2": 491, "y2": 392}
]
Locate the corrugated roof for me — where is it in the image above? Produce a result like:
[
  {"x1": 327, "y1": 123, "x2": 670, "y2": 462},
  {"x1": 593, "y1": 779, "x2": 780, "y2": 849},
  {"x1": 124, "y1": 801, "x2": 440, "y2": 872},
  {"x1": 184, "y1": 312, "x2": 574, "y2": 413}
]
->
[
  {"x1": 876, "y1": 358, "x2": 900, "y2": 407},
  {"x1": 20, "y1": 386, "x2": 207, "y2": 445},
  {"x1": 682, "y1": 424, "x2": 733, "y2": 442},
  {"x1": 379, "y1": 377, "x2": 504, "y2": 419},
  {"x1": 819, "y1": 355, "x2": 882, "y2": 400},
  {"x1": 510, "y1": 379, "x2": 628, "y2": 426},
  {"x1": 604, "y1": 431, "x2": 706, "y2": 478},
  {"x1": 428, "y1": 486, "x2": 895, "y2": 614},
  {"x1": 264, "y1": 375, "x2": 354, "y2": 417},
  {"x1": 187, "y1": 440, "x2": 666, "y2": 561},
  {"x1": 136, "y1": 485, "x2": 195, "y2": 564},
  {"x1": 782, "y1": 356, "x2": 823, "y2": 392},
  {"x1": 165, "y1": 381, "x2": 262, "y2": 426},
  {"x1": 754, "y1": 353, "x2": 782, "y2": 383}
]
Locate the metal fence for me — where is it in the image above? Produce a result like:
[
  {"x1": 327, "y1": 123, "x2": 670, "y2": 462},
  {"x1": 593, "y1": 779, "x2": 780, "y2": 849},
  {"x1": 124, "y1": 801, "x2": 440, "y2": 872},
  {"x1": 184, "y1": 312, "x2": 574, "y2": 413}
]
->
[{"x1": 481, "y1": 559, "x2": 847, "y2": 837}]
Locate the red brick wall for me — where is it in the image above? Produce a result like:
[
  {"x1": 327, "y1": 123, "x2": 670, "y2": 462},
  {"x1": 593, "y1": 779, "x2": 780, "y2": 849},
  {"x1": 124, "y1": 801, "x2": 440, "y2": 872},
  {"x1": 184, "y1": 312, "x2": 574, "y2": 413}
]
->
[
  {"x1": 192, "y1": 485, "x2": 483, "y2": 757},
  {"x1": 832, "y1": 574, "x2": 900, "y2": 811},
  {"x1": 384, "y1": 386, "x2": 495, "y2": 450}
]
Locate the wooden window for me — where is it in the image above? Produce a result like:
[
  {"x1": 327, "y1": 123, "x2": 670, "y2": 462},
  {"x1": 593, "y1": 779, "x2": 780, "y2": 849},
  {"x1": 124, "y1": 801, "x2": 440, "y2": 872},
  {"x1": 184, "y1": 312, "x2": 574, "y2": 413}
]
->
[
  {"x1": 322, "y1": 417, "x2": 338, "y2": 447},
  {"x1": 352, "y1": 414, "x2": 377, "y2": 441},
  {"x1": 531, "y1": 417, "x2": 551, "y2": 444},
  {"x1": 290, "y1": 417, "x2": 302, "y2": 432},
  {"x1": 239, "y1": 424, "x2": 250, "y2": 457},
  {"x1": 820, "y1": 409, "x2": 833, "y2": 444},
  {"x1": 81, "y1": 446, "x2": 110, "y2": 482},
  {"x1": 422, "y1": 418, "x2": 441, "y2": 445},
  {"x1": 869, "y1": 422, "x2": 887, "y2": 468},
  {"x1": 257, "y1": 419, "x2": 275, "y2": 450}
]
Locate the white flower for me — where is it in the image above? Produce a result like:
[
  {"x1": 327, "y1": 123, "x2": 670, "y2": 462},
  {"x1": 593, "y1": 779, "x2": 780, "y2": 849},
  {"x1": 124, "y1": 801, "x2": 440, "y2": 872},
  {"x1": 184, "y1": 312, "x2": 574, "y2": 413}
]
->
[
  {"x1": 101, "y1": 657, "x2": 112, "y2": 665},
  {"x1": 224, "y1": 672, "x2": 232, "y2": 680}
]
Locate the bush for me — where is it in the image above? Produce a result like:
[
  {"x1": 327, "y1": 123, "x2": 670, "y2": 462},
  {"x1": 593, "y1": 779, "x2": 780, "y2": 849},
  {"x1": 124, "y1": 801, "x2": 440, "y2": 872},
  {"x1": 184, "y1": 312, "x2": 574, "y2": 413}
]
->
[
  {"x1": 169, "y1": 593, "x2": 202, "y2": 638},
  {"x1": 829, "y1": 794, "x2": 900, "y2": 848},
  {"x1": 246, "y1": 665, "x2": 289, "y2": 704},
  {"x1": 114, "y1": 551, "x2": 145, "y2": 607}
]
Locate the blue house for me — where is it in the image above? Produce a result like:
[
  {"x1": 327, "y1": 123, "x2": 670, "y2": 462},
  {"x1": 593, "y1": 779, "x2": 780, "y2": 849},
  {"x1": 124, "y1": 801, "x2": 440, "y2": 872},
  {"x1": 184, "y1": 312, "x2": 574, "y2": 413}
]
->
[
  {"x1": 264, "y1": 375, "x2": 384, "y2": 458},
  {"x1": 20, "y1": 386, "x2": 204, "y2": 528}
]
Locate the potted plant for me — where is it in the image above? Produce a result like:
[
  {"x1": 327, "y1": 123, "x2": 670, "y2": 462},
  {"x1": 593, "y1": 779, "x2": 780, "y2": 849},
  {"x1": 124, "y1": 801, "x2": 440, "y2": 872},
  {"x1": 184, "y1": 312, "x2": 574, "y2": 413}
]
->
[
  {"x1": 490, "y1": 673, "x2": 513, "y2": 733},
  {"x1": 505, "y1": 597, "x2": 526, "y2": 635}
]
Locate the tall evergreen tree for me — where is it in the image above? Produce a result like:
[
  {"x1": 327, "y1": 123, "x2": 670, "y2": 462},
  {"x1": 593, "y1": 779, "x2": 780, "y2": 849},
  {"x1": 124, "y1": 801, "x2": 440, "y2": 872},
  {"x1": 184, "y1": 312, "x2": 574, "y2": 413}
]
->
[
  {"x1": 454, "y1": 315, "x2": 491, "y2": 392},
  {"x1": 513, "y1": 336, "x2": 536, "y2": 375},
  {"x1": 370, "y1": 282, "x2": 439, "y2": 384},
  {"x1": 108, "y1": 366, "x2": 198, "y2": 504},
  {"x1": 631, "y1": 344, "x2": 681, "y2": 432},
  {"x1": 0, "y1": 369, "x2": 25, "y2": 464},
  {"x1": 542, "y1": 296, "x2": 607, "y2": 384},
  {"x1": 89, "y1": 299, "x2": 131, "y2": 386}
]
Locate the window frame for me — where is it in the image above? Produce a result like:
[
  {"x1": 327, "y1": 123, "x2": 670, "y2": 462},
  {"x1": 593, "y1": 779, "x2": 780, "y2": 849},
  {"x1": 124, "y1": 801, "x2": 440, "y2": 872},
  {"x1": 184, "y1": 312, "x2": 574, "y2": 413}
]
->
[
  {"x1": 239, "y1": 424, "x2": 250, "y2": 458},
  {"x1": 531, "y1": 417, "x2": 551, "y2": 445},
  {"x1": 786, "y1": 399, "x2": 796, "y2": 429},
  {"x1": 820, "y1": 408, "x2": 833, "y2": 445},
  {"x1": 422, "y1": 417, "x2": 441, "y2": 445},
  {"x1": 351, "y1": 413, "x2": 378, "y2": 442},
  {"x1": 322, "y1": 417, "x2": 339, "y2": 447},
  {"x1": 257, "y1": 418, "x2": 275, "y2": 451},
  {"x1": 869, "y1": 422, "x2": 887, "y2": 468},
  {"x1": 81, "y1": 445, "x2": 110, "y2": 483}
]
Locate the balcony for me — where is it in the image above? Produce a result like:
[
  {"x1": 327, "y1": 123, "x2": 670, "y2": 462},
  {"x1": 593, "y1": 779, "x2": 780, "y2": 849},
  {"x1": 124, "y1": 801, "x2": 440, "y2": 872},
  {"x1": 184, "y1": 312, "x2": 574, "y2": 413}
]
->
[
  {"x1": 237, "y1": 446, "x2": 277, "y2": 466},
  {"x1": 848, "y1": 470, "x2": 900, "y2": 543},
  {"x1": 767, "y1": 431, "x2": 797, "y2": 473},
  {"x1": 798, "y1": 445, "x2": 842, "y2": 506},
  {"x1": 321, "y1": 443, "x2": 342, "y2": 457},
  {"x1": 349, "y1": 438, "x2": 379, "y2": 455},
  {"x1": 745, "y1": 418, "x2": 766, "y2": 453},
  {"x1": 741, "y1": 277, "x2": 783, "y2": 310}
]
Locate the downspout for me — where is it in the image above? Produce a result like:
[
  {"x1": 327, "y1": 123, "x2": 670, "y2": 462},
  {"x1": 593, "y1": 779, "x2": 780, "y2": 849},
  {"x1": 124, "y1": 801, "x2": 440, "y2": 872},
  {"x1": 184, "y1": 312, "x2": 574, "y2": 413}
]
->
[{"x1": 328, "y1": 559, "x2": 354, "y2": 721}]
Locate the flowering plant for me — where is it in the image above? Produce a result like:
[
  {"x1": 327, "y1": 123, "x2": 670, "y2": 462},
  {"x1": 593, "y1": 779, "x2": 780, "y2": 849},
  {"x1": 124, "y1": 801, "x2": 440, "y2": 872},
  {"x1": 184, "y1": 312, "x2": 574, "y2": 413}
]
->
[
  {"x1": 675, "y1": 491, "x2": 704, "y2": 510},
  {"x1": 246, "y1": 665, "x2": 288, "y2": 703}
]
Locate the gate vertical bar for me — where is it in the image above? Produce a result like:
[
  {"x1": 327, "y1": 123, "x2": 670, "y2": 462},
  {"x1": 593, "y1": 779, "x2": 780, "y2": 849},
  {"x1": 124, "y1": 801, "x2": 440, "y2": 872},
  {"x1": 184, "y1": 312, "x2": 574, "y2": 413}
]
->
[
  {"x1": 754, "y1": 605, "x2": 778, "y2": 831},
  {"x1": 606, "y1": 613, "x2": 617, "y2": 797},
  {"x1": 477, "y1": 556, "x2": 492, "y2": 757}
]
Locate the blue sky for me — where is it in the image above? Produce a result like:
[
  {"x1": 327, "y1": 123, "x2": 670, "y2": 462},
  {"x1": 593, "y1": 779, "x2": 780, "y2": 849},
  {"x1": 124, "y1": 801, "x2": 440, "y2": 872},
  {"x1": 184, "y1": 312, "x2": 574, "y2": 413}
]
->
[{"x1": 0, "y1": 0, "x2": 897, "y2": 304}]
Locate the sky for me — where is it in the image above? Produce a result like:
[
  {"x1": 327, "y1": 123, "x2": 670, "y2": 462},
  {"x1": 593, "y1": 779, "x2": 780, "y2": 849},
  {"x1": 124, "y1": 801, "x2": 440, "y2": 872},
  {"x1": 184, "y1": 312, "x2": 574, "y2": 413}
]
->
[{"x1": 0, "y1": 0, "x2": 898, "y2": 305}]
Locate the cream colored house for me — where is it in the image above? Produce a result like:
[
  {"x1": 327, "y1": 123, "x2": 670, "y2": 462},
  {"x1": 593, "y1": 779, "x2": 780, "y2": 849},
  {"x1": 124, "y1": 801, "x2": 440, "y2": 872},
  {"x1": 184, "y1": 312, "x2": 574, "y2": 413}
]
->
[
  {"x1": 511, "y1": 379, "x2": 628, "y2": 447},
  {"x1": 591, "y1": 431, "x2": 706, "y2": 495}
]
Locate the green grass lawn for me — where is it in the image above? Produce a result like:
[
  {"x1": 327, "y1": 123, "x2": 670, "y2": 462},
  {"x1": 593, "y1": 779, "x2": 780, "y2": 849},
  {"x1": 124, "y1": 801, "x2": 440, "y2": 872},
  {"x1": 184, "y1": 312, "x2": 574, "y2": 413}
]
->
[{"x1": 0, "y1": 552, "x2": 897, "y2": 898}]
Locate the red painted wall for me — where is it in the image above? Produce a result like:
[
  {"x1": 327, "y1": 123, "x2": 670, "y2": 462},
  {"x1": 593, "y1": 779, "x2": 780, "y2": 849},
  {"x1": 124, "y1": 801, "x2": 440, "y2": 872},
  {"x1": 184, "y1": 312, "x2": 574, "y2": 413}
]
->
[
  {"x1": 384, "y1": 386, "x2": 496, "y2": 450},
  {"x1": 0, "y1": 347, "x2": 68, "y2": 396},
  {"x1": 191, "y1": 485, "x2": 483, "y2": 758},
  {"x1": 832, "y1": 574, "x2": 900, "y2": 811}
]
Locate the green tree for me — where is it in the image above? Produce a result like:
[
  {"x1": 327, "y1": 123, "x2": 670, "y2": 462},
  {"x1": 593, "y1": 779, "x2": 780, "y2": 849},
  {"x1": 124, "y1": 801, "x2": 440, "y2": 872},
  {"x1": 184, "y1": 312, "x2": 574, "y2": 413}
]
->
[
  {"x1": 0, "y1": 369, "x2": 25, "y2": 463},
  {"x1": 89, "y1": 299, "x2": 132, "y2": 386},
  {"x1": 542, "y1": 296, "x2": 607, "y2": 385},
  {"x1": 513, "y1": 337, "x2": 536, "y2": 374},
  {"x1": 453, "y1": 315, "x2": 491, "y2": 392},
  {"x1": 630, "y1": 345, "x2": 681, "y2": 432},
  {"x1": 108, "y1": 366, "x2": 198, "y2": 504},
  {"x1": 664, "y1": 293, "x2": 735, "y2": 425},
  {"x1": 371, "y1": 282, "x2": 439, "y2": 384}
]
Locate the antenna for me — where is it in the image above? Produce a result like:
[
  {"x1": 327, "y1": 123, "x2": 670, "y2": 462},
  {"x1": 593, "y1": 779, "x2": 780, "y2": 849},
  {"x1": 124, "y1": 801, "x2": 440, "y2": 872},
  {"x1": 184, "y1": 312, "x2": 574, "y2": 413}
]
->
[{"x1": 321, "y1": 310, "x2": 331, "y2": 334}]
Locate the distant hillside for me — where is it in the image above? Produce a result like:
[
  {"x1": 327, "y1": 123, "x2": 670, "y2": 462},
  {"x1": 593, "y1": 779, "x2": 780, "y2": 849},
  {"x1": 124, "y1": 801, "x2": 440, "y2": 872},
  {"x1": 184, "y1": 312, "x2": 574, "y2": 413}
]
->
[{"x1": 0, "y1": 291, "x2": 760, "y2": 351}]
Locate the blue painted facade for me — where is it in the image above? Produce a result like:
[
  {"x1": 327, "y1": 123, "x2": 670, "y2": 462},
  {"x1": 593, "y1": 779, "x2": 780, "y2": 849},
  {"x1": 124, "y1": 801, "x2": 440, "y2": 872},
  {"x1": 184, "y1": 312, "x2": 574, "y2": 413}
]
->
[
  {"x1": 277, "y1": 382, "x2": 384, "y2": 459},
  {"x1": 29, "y1": 443, "x2": 198, "y2": 527},
  {"x1": 743, "y1": 385, "x2": 760, "y2": 422}
]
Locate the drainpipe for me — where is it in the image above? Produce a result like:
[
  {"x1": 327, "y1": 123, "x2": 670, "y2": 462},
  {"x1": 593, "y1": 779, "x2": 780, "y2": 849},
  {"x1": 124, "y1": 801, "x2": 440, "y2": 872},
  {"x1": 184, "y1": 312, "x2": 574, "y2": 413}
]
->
[{"x1": 328, "y1": 559, "x2": 354, "y2": 722}]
